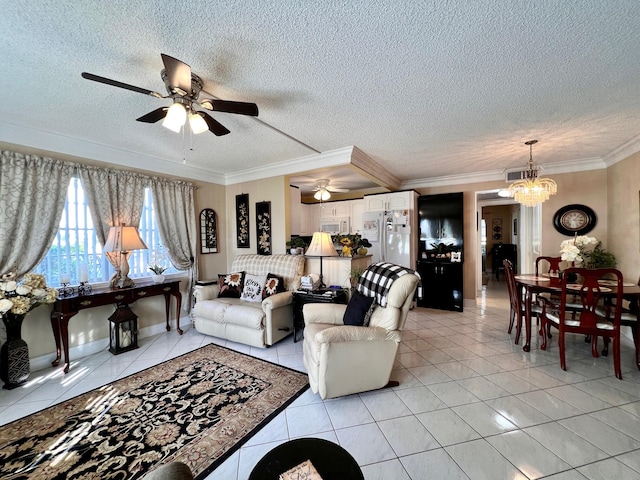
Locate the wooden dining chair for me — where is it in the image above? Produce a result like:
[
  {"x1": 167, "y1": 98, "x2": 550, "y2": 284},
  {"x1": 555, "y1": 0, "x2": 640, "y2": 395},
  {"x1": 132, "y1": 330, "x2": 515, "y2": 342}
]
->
[
  {"x1": 504, "y1": 259, "x2": 540, "y2": 344},
  {"x1": 539, "y1": 267, "x2": 624, "y2": 379},
  {"x1": 535, "y1": 256, "x2": 563, "y2": 277},
  {"x1": 599, "y1": 275, "x2": 639, "y2": 357},
  {"x1": 535, "y1": 255, "x2": 581, "y2": 340}
]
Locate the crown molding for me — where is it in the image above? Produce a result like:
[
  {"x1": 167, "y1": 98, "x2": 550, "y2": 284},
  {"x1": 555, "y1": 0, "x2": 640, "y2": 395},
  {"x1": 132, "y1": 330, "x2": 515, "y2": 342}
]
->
[
  {"x1": 401, "y1": 157, "x2": 607, "y2": 190},
  {"x1": 0, "y1": 120, "x2": 226, "y2": 184},
  {"x1": 603, "y1": 132, "x2": 640, "y2": 166}
]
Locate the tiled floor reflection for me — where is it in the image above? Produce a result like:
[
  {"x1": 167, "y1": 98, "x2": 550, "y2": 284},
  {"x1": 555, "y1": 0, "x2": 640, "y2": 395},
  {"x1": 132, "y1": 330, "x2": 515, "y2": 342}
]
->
[{"x1": 2, "y1": 279, "x2": 640, "y2": 479}]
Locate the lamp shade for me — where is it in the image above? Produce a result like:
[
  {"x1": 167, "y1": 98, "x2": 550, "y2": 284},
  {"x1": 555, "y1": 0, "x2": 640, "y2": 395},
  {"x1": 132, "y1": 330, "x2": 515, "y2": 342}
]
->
[
  {"x1": 103, "y1": 224, "x2": 148, "y2": 252},
  {"x1": 313, "y1": 188, "x2": 331, "y2": 201},
  {"x1": 162, "y1": 102, "x2": 187, "y2": 132},
  {"x1": 188, "y1": 111, "x2": 208, "y2": 134},
  {"x1": 305, "y1": 232, "x2": 338, "y2": 257}
]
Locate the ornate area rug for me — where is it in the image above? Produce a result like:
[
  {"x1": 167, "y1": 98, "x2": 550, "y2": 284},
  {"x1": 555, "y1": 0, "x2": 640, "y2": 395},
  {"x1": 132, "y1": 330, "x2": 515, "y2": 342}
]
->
[{"x1": 0, "y1": 343, "x2": 309, "y2": 480}]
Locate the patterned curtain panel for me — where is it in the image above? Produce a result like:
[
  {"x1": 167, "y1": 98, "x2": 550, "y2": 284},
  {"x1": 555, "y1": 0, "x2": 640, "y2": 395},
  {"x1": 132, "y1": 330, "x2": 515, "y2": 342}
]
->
[
  {"x1": 0, "y1": 151, "x2": 73, "y2": 276},
  {"x1": 77, "y1": 165, "x2": 146, "y2": 268},
  {"x1": 149, "y1": 177, "x2": 197, "y2": 311}
]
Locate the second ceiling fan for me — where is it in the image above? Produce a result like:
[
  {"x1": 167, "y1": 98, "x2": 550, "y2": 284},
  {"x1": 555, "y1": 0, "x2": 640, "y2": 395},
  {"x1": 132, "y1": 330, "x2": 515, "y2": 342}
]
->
[
  {"x1": 312, "y1": 179, "x2": 349, "y2": 200},
  {"x1": 82, "y1": 53, "x2": 258, "y2": 136}
]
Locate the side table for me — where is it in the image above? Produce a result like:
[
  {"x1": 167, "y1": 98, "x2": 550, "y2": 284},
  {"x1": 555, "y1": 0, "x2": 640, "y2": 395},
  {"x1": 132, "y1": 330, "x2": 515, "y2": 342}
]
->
[
  {"x1": 292, "y1": 288, "x2": 348, "y2": 342},
  {"x1": 249, "y1": 437, "x2": 363, "y2": 480}
]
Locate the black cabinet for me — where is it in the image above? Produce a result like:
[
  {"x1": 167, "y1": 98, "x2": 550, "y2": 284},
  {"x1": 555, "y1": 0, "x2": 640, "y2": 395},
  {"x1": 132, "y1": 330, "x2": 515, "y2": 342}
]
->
[
  {"x1": 417, "y1": 261, "x2": 463, "y2": 311},
  {"x1": 292, "y1": 289, "x2": 348, "y2": 342},
  {"x1": 417, "y1": 192, "x2": 464, "y2": 312},
  {"x1": 418, "y1": 192, "x2": 463, "y2": 260}
]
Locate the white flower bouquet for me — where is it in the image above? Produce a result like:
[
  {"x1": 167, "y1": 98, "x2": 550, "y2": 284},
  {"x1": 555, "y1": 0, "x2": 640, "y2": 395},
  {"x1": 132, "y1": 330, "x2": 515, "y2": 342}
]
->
[{"x1": 0, "y1": 271, "x2": 58, "y2": 316}]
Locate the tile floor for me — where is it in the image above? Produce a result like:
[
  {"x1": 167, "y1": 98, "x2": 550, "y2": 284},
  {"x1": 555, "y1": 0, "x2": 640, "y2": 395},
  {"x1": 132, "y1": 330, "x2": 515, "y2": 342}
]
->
[{"x1": 2, "y1": 280, "x2": 640, "y2": 480}]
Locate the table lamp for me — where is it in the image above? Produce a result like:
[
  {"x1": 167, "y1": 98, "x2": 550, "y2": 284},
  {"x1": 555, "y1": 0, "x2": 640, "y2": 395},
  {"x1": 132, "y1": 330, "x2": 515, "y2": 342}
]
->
[
  {"x1": 305, "y1": 232, "x2": 338, "y2": 288},
  {"x1": 103, "y1": 223, "x2": 148, "y2": 289}
]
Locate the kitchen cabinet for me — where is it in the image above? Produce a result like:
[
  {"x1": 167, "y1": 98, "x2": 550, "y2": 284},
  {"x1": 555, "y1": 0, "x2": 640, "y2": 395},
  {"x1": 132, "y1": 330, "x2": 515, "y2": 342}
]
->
[
  {"x1": 290, "y1": 186, "x2": 302, "y2": 235},
  {"x1": 364, "y1": 191, "x2": 416, "y2": 212},
  {"x1": 300, "y1": 203, "x2": 321, "y2": 236},
  {"x1": 350, "y1": 199, "x2": 365, "y2": 234},
  {"x1": 417, "y1": 261, "x2": 463, "y2": 311},
  {"x1": 319, "y1": 201, "x2": 350, "y2": 219}
]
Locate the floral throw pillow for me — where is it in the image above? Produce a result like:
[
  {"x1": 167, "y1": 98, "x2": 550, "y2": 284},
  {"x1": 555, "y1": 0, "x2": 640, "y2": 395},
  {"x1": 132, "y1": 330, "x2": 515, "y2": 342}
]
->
[
  {"x1": 218, "y1": 272, "x2": 245, "y2": 298},
  {"x1": 241, "y1": 273, "x2": 267, "y2": 303},
  {"x1": 263, "y1": 273, "x2": 286, "y2": 299}
]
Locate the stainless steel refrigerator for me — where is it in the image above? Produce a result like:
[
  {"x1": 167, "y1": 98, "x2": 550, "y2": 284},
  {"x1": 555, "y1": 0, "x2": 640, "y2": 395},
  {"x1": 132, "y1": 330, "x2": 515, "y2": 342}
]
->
[{"x1": 361, "y1": 210, "x2": 415, "y2": 269}]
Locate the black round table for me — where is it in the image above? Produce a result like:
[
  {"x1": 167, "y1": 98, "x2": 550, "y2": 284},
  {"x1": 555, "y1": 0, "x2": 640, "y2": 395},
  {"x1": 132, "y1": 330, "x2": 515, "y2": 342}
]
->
[{"x1": 248, "y1": 437, "x2": 364, "y2": 480}]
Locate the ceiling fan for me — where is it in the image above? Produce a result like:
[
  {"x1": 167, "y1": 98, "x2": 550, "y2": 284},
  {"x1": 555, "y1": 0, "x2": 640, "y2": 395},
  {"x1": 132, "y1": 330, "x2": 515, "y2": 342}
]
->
[
  {"x1": 81, "y1": 53, "x2": 258, "y2": 136},
  {"x1": 312, "y1": 179, "x2": 349, "y2": 201}
]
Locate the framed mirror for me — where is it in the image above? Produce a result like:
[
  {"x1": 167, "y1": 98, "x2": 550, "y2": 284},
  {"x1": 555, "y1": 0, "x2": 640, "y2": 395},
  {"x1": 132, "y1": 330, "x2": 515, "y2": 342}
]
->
[{"x1": 200, "y1": 208, "x2": 218, "y2": 254}]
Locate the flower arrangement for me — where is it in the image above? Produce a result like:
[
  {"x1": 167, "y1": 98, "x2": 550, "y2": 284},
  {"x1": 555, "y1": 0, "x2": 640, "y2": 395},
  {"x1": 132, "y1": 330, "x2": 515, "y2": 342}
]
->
[
  {"x1": 332, "y1": 233, "x2": 371, "y2": 256},
  {"x1": 0, "y1": 271, "x2": 58, "y2": 316},
  {"x1": 559, "y1": 235, "x2": 616, "y2": 268}
]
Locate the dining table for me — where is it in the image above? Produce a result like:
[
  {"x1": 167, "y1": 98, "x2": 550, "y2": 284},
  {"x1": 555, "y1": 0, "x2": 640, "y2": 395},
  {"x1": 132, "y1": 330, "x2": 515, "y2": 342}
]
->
[{"x1": 513, "y1": 273, "x2": 640, "y2": 369}]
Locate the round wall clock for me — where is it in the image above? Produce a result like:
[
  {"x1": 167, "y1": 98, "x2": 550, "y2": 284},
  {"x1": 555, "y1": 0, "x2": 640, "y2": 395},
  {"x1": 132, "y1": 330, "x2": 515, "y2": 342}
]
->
[{"x1": 553, "y1": 204, "x2": 597, "y2": 236}]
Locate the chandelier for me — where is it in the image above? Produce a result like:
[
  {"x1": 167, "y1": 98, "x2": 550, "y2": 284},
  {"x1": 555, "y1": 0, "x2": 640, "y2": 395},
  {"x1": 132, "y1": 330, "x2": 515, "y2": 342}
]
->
[{"x1": 508, "y1": 140, "x2": 557, "y2": 207}]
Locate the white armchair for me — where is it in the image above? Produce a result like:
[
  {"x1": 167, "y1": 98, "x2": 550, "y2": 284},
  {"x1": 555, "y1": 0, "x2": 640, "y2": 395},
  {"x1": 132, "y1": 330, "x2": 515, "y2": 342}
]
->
[{"x1": 302, "y1": 272, "x2": 419, "y2": 399}]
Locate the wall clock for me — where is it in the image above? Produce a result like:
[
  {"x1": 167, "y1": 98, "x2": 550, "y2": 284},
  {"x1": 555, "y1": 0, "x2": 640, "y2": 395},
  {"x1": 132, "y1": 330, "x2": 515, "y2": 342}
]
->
[{"x1": 553, "y1": 204, "x2": 597, "y2": 236}]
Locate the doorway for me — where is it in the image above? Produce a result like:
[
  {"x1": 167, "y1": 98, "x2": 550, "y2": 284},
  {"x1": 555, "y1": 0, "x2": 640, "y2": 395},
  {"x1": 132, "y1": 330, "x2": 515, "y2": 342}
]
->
[{"x1": 475, "y1": 192, "x2": 541, "y2": 298}]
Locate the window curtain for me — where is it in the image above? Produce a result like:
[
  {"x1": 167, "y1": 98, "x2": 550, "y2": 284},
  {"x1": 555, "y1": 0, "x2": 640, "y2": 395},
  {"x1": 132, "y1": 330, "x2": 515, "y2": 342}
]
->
[
  {"x1": 0, "y1": 151, "x2": 73, "y2": 276},
  {"x1": 150, "y1": 177, "x2": 198, "y2": 312},
  {"x1": 77, "y1": 165, "x2": 146, "y2": 268}
]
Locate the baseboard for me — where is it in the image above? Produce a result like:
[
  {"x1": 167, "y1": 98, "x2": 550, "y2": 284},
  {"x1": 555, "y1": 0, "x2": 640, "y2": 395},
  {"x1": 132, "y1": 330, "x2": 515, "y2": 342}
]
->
[{"x1": 29, "y1": 317, "x2": 188, "y2": 373}]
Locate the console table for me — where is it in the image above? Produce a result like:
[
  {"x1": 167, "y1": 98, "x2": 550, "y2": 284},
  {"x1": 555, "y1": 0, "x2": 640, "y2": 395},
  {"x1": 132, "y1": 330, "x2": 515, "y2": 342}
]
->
[{"x1": 50, "y1": 280, "x2": 182, "y2": 373}]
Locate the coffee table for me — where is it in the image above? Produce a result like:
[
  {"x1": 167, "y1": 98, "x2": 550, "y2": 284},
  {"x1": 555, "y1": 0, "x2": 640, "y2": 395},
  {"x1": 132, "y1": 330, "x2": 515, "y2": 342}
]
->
[{"x1": 248, "y1": 437, "x2": 364, "y2": 480}]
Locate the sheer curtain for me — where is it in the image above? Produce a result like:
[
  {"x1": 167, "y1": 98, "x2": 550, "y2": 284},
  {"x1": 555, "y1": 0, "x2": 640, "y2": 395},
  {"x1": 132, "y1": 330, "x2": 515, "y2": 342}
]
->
[
  {"x1": 150, "y1": 177, "x2": 198, "y2": 312},
  {"x1": 0, "y1": 151, "x2": 73, "y2": 276}
]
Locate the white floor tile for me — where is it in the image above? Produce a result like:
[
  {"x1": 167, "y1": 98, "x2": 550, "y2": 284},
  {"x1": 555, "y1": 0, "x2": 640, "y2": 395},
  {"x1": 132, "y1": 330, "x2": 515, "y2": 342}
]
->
[
  {"x1": 446, "y1": 439, "x2": 528, "y2": 480},
  {"x1": 486, "y1": 430, "x2": 571, "y2": 479},
  {"x1": 3, "y1": 281, "x2": 640, "y2": 480},
  {"x1": 400, "y1": 448, "x2": 470, "y2": 480},
  {"x1": 377, "y1": 415, "x2": 439, "y2": 456}
]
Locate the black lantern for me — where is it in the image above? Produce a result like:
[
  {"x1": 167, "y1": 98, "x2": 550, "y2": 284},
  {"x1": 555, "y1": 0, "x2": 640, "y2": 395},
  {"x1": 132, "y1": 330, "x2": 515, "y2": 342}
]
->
[{"x1": 108, "y1": 304, "x2": 138, "y2": 354}]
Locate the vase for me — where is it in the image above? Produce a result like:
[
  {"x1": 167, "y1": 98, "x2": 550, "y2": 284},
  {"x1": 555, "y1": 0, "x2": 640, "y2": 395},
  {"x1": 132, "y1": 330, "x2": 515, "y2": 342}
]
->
[
  {"x1": 0, "y1": 312, "x2": 30, "y2": 389},
  {"x1": 357, "y1": 247, "x2": 368, "y2": 255},
  {"x1": 152, "y1": 274, "x2": 165, "y2": 284}
]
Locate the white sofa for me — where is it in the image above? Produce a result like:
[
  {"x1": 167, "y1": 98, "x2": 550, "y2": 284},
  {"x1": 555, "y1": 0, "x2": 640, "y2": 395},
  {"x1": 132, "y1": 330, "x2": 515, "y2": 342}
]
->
[{"x1": 193, "y1": 254, "x2": 305, "y2": 348}]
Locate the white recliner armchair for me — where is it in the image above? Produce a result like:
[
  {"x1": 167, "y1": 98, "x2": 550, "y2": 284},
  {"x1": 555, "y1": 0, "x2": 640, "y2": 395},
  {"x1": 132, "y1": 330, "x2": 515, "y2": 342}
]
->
[{"x1": 302, "y1": 271, "x2": 419, "y2": 399}]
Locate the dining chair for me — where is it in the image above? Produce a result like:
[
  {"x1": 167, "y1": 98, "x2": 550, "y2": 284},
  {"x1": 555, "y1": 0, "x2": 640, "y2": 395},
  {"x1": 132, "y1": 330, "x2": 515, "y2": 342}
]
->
[
  {"x1": 539, "y1": 267, "x2": 624, "y2": 379},
  {"x1": 535, "y1": 255, "x2": 581, "y2": 340},
  {"x1": 535, "y1": 256, "x2": 563, "y2": 277},
  {"x1": 504, "y1": 259, "x2": 540, "y2": 344},
  {"x1": 599, "y1": 275, "x2": 639, "y2": 357}
]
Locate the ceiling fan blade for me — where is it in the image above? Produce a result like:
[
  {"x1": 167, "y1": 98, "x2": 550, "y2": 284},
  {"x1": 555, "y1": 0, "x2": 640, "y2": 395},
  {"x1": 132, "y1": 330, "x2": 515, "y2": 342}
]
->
[
  {"x1": 200, "y1": 112, "x2": 231, "y2": 136},
  {"x1": 210, "y1": 99, "x2": 259, "y2": 116},
  {"x1": 161, "y1": 53, "x2": 192, "y2": 95},
  {"x1": 81, "y1": 72, "x2": 162, "y2": 97},
  {"x1": 136, "y1": 107, "x2": 168, "y2": 123},
  {"x1": 327, "y1": 187, "x2": 349, "y2": 193}
]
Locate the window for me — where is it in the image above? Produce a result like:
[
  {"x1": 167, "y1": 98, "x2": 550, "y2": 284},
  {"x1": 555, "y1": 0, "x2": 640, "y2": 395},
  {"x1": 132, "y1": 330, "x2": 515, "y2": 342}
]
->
[{"x1": 34, "y1": 177, "x2": 176, "y2": 286}]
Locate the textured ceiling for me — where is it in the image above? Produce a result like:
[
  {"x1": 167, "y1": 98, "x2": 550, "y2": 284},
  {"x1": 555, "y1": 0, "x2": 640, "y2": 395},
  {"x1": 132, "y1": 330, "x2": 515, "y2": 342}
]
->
[{"x1": 2, "y1": 1, "x2": 640, "y2": 195}]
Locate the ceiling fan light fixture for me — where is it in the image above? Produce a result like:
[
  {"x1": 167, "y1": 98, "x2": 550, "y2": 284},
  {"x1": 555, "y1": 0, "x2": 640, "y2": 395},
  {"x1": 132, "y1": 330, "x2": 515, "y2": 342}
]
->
[
  {"x1": 162, "y1": 102, "x2": 187, "y2": 132},
  {"x1": 508, "y1": 140, "x2": 557, "y2": 207},
  {"x1": 188, "y1": 111, "x2": 208, "y2": 134},
  {"x1": 314, "y1": 188, "x2": 331, "y2": 201}
]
